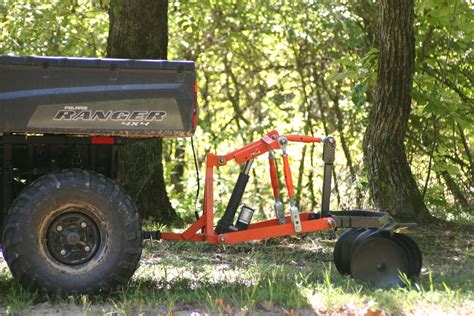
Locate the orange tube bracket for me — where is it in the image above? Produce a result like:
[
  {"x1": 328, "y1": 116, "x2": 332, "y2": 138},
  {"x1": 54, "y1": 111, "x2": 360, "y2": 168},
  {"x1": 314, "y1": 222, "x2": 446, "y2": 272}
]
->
[
  {"x1": 282, "y1": 155, "x2": 295, "y2": 199},
  {"x1": 268, "y1": 153, "x2": 279, "y2": 199}
]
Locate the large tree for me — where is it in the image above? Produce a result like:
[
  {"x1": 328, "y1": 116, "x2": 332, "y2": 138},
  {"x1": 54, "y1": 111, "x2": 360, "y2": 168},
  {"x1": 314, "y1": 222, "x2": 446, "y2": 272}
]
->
[
  {"x1": 363, "y1": 0, "x2": 432, "y2": 222},
  {"x1": 107, "y1": 0, "x2": 178, "y2": 223}
]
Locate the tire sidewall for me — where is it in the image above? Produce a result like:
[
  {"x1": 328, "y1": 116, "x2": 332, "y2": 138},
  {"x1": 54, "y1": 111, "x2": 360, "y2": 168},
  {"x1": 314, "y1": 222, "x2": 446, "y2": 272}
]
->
[{"x1": 4, "y1": 170, "x2": 142, "y2": 293}]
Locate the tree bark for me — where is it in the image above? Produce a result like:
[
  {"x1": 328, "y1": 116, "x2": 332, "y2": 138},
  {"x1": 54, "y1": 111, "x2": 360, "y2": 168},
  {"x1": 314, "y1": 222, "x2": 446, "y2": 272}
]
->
[
  {"x1": 107, "y1": 0, "x2": 178, "y2": 223},
  {"x1": 107, "y1": 0, "x2": 168, "y2": 59},
  {"x1": 363, "y1": 0, "x2": 432, "y2": 221}
]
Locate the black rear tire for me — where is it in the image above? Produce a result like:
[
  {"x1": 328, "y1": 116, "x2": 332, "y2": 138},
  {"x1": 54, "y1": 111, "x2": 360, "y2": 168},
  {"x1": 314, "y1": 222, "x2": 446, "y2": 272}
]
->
[{"x1": 2, "y1": 169, "x2": 142, "y2": 294}]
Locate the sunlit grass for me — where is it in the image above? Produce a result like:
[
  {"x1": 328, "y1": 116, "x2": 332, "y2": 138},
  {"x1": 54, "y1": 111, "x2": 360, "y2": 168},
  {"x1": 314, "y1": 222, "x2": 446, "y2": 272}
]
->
[{"x1": 0, "y1": 224, "x2": 473, "y2": 315}]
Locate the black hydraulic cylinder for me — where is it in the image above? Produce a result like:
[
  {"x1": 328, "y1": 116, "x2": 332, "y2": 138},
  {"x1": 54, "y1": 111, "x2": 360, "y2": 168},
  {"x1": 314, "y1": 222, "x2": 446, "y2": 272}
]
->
[
  {"x1": 215, "y1": 161, "x2": 252, "y2": 234},
  {"x1": 321, "y1": 137, "x2": 335, "y2": 217},
  {"x1": 215, "y1": 172, "x2": 250, "y2": 234}
]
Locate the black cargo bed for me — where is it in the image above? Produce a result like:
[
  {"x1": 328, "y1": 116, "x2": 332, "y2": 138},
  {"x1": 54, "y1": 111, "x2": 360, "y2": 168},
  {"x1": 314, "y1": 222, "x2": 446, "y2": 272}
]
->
[{"x1": 0, "y1": 55, "x2": 197, "y2": 138}]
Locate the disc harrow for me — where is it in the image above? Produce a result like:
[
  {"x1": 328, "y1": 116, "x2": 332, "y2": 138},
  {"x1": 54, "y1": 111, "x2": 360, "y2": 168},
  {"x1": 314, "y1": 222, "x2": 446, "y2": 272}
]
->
[
  {"x1": 333, "y1": 228, "x2": 422, "y2": 287},
  {"x1": 151, "y1": 130, "x2": 423, "y2": 289}
]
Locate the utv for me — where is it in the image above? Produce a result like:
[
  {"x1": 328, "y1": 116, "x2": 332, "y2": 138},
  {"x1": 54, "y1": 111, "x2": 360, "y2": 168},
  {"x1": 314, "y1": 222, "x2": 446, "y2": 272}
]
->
[{"x1": 0, "y1": 55, "x2": 197, "y2": 293}]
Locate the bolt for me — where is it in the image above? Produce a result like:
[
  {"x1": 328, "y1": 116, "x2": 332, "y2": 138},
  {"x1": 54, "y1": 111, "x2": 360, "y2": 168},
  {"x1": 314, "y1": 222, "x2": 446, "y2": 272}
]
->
[
  {"x1": 81, "y1": 222, "x2": 87, "y2": 228},
  {"x1": 60, "y1": 249, "x2": 66, "y2": 256},
  {"x1": 84, "y1": 246, "x2": 91, "y2": 252},
  {"x1": 218, "y1": 157, "x2": 226, "y2": 164},
  {"x1": 218, "y1": 235, "x2": 226, "y2": 244},
  {"x1": 328, "y1": 219, "x2": 336, "y2": 228},
  {"x1": 376, "y1": 263, "x2": 385, "y2": 271},
  {"x1": 56, "y1": 225, "x2": 63, "y2": 232},
  {"x1": 278, "y1": 136, "x2": 288, "y2": 146}
]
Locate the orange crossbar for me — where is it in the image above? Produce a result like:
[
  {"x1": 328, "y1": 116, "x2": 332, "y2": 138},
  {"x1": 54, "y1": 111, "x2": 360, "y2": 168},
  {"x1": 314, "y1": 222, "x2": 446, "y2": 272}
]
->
[
  {"x1": 283, "y1": 135, "x2": 322, "y2": 143},
  {"x1": 216, "y1": 217, "x2": 332, "y2": 245},
  {"x1": 161, "y1": 215, "x2": 333, "y2": 245}
]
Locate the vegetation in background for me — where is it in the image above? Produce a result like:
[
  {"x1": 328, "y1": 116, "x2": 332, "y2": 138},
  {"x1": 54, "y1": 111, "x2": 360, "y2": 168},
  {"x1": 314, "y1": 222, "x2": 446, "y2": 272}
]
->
[
  {"x1": 1, "y1": 0, "x2": 471, "y2": 224},
  {"x1": 167, "y1": 0, "x2": 473, "y2": 224}
]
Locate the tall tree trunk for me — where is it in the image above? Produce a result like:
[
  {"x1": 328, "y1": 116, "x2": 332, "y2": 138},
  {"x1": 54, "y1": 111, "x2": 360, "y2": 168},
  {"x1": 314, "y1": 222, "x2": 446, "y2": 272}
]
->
[
  {"x1": 363, "y1": 0, "x2": 432, "y2": 222},
  {"x1": 107, "y1": 0, "x2": 178, "y2": 223}
]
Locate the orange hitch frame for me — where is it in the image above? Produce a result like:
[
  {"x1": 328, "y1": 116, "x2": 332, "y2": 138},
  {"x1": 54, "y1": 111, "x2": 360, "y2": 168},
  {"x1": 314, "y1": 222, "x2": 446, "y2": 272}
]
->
[{"x1": 160, "y1": 130, "x2": 336, "y2": 245}]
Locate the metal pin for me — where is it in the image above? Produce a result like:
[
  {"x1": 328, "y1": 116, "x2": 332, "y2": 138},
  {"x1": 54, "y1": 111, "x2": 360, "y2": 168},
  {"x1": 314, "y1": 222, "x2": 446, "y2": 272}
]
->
[
  {"x1": 60, "y1": 249, "x2": 66, "y2": 255},
  {"x1": 57, "y1": 225, "x2": 63, "y2": 232},
  {"x1": 81, "y1": 222, "x2": 87, "y2": 228},
  {"x1": 84, "y1": 246, "x2": 91, "y2": 252}
]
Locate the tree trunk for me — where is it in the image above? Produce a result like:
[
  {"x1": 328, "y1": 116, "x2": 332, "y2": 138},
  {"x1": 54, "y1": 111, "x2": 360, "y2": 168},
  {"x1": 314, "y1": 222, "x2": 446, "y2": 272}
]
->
[
  {"x1": 363, "y1": 0, "x2": 432, "y2": 222},
  {"x1": 107, "y1": 0, "x2": 178, "y2": 223}
]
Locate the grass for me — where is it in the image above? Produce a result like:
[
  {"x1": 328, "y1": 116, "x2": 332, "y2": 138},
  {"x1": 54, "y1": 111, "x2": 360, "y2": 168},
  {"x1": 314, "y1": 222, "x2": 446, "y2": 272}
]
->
[{"x1": 0, "y1": 223, "x2": 473, "y2": 315}]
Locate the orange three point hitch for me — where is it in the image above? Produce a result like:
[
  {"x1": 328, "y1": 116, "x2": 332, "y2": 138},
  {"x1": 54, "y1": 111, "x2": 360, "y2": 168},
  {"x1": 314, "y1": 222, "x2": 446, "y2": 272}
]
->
[{"x1": 160, "y1": 130, "x2": 333, "y2": 245}]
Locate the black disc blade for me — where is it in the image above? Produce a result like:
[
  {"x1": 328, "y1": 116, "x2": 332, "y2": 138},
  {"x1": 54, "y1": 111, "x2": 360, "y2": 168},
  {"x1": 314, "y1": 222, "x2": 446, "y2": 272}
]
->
[
  {"x1": 334, "y1": 229, "x2": 357, "y2": 275},
  {"x1": 349, "y1": 228, "x2": 379, "y2": 258},
  {"x1": 334, "y1": 228, "x2": 365, "y2": 275},
  {"x1": 350, "y1": 236, "x2": 410, "y2": 288},
  {"x1": 390, "y1": 234, "x2": 418, "y2": 278},
  {"x1": 395, "y1": 233, "x2": 422, "y2": 276}
]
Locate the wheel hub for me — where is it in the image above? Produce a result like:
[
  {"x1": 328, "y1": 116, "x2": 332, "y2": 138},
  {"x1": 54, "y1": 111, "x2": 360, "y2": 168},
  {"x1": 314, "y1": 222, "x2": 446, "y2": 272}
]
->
[
  {"x1": 66, "y1": 232, "x2": 80, "y2": 245},
  {"x1": 46, "y1": 210, "x2": 101, "y2": 265},
  {"x1": 376, "y1": 263, "x2": 386, "y2": 271}
]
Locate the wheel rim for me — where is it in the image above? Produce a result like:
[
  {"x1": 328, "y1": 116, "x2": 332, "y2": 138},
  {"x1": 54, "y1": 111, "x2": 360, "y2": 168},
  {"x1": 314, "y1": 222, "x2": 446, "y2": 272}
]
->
[
  {"x1": 46, "y1": 209, "x2": 101, "y2": 266},
  {"x1": 350, "y1": 236, "x2": 409, "y2": 288}
]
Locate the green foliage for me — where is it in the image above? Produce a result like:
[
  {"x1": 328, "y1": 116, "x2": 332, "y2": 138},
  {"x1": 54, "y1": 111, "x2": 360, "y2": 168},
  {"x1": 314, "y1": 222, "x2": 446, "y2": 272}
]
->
[
  {"x1": 408, "y1": 0, "x2": 473, "y2": 218},
  {"x1": 0, "y1": 0, "x2": 471, "y2": 222},
  {"x1": 0, "y1": 0, "x2": 108, "y2": 56},
  {"x1": 167, "y1": 0, "x2": 374, "y2": 218}
]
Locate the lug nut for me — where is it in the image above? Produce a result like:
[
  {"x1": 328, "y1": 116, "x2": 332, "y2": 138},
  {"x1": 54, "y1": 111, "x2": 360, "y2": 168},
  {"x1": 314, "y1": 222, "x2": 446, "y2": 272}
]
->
[
  {"x1": 56, "y1": 225, "x2": 63, "y2": 232},
  {"x1": 81, "y1": 222, "x2": 87, "y2": 228},
  {"x1": 60, "y1": 249, "x2": 66, "y2": 256},
  {"x1": 84, "y1": 246, "x2": 91, "y2": 252}
]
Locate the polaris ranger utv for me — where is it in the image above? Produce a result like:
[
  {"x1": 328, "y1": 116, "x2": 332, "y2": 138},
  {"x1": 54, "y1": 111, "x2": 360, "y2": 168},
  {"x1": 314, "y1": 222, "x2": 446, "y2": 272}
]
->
[
  {"x1": 1, "y1": 55, "x2": 422, "y2": 293},
  {"x1": 0, "y1": 55, "x2": 197, "y2": 294}
]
